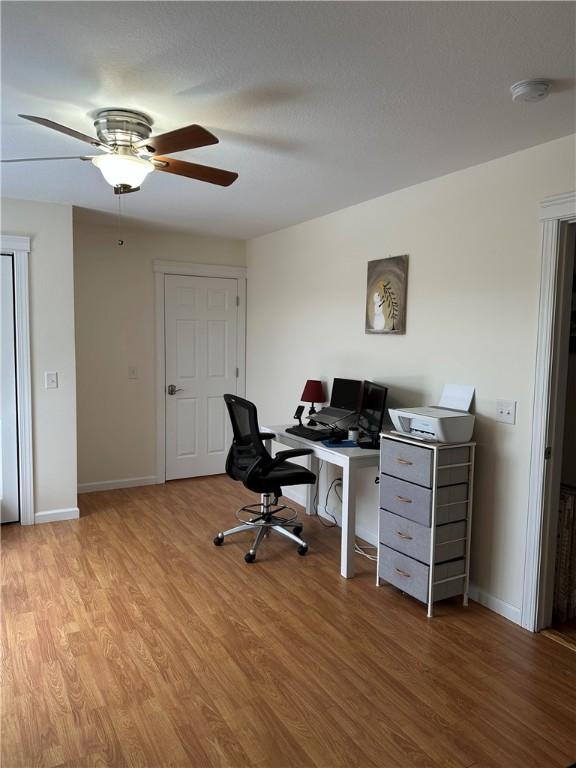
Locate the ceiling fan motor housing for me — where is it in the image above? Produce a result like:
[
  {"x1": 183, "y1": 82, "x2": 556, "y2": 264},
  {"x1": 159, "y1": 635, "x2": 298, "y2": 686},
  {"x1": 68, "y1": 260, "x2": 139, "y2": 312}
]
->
[{"x1": 93, "y1": 108, "x2": 153, "y2": 148}]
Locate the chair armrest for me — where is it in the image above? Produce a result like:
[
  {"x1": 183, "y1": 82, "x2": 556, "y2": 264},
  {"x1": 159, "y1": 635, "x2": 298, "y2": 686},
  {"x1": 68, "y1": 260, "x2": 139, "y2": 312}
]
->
[
  {"x1": 245, "y1": 448, "x2": 312, "y2": 484},
  {"x1": 260, "y1": 432, "x2": 275, "y2": 441},
  {"x1": 267, "y1": 448, "x2": 313, "y2": 472}
]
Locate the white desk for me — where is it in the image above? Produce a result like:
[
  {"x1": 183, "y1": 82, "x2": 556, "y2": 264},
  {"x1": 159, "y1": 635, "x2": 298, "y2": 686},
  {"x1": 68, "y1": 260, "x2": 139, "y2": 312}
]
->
[{"x1": 263, "y1": 425, "x2": 380, "y2": 578}]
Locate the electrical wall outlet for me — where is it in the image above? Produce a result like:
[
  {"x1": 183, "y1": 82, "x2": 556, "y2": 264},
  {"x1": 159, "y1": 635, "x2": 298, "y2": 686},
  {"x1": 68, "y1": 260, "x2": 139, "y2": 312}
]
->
[
  {"x1": 44, "y1": 371, "x2": 58, "y2": 389},
  {"x1": 496, "y1": 399, "x2": 517, "y2": 424}
]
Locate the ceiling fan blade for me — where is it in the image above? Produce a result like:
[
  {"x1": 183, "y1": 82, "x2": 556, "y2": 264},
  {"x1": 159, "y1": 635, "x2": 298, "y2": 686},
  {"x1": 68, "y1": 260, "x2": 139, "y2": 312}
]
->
[
  {"x1": 1, "y1": 155, "x2": 94, "y2": 163},
  {"x1": 152, "y1": 156, "x2": 238, "y2": 187},
  {"x1": 19, "y1": 114, "x2": 109, "y2": 150},
  {"x1": 136, "y1": 124, "x2": 218, "y2": 155},
  {"x1": 152, "y1": 157, "x2": 238, "y2": 187}
]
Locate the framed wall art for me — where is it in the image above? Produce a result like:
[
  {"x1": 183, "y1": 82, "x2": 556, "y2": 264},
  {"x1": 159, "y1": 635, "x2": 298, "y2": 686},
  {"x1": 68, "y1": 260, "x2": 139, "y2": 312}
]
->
[{"x1": 365, "y1": 255, "x2": 408, "y2": 334}]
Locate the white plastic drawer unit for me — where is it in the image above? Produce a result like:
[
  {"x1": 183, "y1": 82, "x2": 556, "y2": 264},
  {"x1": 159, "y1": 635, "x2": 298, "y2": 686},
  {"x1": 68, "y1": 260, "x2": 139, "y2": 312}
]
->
[{"x1": 377, "y1": 433, "x2": 476, "y2": 618}]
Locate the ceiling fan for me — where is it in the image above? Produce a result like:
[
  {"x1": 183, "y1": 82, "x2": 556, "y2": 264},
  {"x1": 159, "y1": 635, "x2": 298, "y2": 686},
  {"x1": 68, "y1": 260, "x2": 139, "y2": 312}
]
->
[{"x1": 1, "y1": 108, "x2": 238, "y2": 194}]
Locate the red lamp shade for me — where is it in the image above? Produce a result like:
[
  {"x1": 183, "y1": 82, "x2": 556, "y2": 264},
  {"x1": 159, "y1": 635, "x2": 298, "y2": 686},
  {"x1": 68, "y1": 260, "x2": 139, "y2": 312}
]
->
[{"x1": 301, "y1": 379, "x2": 326, "y2": 404}]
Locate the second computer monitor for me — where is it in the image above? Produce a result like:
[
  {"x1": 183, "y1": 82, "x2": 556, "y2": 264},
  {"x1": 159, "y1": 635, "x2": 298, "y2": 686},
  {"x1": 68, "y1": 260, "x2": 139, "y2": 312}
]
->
[{"x1": 358, "y1": 381, "x2": 388, "y2": 439}]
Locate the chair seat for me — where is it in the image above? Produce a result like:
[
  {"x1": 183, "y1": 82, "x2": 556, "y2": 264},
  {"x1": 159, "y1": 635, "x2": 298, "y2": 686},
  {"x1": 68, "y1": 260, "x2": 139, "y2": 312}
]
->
[{"x1": 248, "y1": 461, "x2": 316, "y2": 494}]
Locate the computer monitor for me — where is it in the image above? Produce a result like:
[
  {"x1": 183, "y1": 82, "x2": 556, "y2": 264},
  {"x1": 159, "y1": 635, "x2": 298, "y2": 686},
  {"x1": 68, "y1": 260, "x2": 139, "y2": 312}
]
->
[
  {"x1": 330, "y1": 378, "x2": 363, "y2": 412},
  {"x1": 358, "y1": 381, "x2": 388, "y2": 442}
]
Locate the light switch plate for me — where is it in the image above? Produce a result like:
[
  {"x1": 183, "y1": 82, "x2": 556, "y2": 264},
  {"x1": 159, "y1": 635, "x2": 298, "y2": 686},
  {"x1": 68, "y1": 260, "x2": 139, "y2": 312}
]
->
[
  {"x1": 496, "y1": 399, "x2": 516, "y2": 424},
  {"x1": 128, "y1": 365, "x2": 138, "y2": 380},
  {"x1": 44, "y1": 371, "x2": 58, "y2": 389}
]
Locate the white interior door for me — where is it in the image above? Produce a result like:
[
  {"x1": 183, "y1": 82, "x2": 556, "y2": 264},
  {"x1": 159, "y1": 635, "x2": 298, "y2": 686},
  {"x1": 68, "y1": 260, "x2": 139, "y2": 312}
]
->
[
  {"x1": 165, "y1": 274, "x2": 238, "y2": 480},
  {"x1": 1, "y1": 255, "x2": 19, "y2": 522}
]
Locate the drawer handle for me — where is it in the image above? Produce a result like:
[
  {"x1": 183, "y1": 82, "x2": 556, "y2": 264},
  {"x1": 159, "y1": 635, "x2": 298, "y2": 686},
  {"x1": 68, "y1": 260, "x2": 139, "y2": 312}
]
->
[
  {"x1": 395, "y1": 568, "x2": 411, "y2": 578},
  {"x1": 396, "y1": 495, "x2": 413, "y2": 504},
  {"x1": 396, "y1": 531, "x2": 413, "y2": 540},
  {"x1": 396, "y1": 458, "x2": 413, "y2": 466}
]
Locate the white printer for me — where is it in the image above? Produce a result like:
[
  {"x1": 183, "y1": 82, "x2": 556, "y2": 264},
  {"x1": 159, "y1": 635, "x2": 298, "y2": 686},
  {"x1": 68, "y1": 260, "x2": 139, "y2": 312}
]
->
[{"x1": 388, "y1": 384, "x2": 475, "y2": 443}]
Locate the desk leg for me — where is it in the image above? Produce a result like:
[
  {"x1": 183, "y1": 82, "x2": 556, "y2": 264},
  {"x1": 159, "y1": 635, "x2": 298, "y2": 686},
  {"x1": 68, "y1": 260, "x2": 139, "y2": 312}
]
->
[
  {"x1": 341, "y1": 463, "x2": 356, "y2": 578},
  {"x1": 306, "y1": 454, "x2": 319, "y2": 516}
]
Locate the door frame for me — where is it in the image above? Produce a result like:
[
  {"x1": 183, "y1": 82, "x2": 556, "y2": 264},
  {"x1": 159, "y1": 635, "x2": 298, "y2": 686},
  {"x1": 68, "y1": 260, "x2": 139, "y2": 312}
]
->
[
  {"x1": 522, "y1": 191, "x2": 576, "y2": 631},
  {"x1": 0, "y1": 236, "x2": 34, "y2": 525},
  {"x1": 153, "y1": 260, "x2": 247, "y2": 483}
]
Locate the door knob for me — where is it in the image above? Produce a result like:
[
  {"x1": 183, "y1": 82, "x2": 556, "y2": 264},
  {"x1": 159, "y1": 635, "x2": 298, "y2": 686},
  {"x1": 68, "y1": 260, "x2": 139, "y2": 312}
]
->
[{"x1": 167, "y1": 384, "x2": 183, "y2": 395}]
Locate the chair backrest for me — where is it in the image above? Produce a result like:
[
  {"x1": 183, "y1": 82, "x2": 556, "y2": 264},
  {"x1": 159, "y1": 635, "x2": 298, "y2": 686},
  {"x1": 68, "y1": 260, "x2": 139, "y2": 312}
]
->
[{"x1": 223, "y1": 394, "x2": 271, "y2": 482}]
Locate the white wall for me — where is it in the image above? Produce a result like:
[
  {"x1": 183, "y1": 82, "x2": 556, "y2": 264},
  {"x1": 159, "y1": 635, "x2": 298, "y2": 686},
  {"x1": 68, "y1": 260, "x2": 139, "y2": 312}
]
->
[
  {"x1": 1, "y1": 197, "x2": 78, "y2": 518},
  {"x1": 73, "y1": 210, "x2": 246, "y2": 488},
  {"x1": 247, "y1": 134, "x2": 576, "y2": 620}
]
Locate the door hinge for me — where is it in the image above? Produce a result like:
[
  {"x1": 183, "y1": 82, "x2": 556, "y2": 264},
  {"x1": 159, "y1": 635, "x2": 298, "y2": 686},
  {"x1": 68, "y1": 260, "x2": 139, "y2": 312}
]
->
[
  {"x1": 236, "y1": 295, "x2": 240, "y2": 307},
  {"x1": 236, "y1": 367, "x2": 239, "y2": 378},
  {"x1": 544, "y1": 446, "x2": 552, "y2": 460}
]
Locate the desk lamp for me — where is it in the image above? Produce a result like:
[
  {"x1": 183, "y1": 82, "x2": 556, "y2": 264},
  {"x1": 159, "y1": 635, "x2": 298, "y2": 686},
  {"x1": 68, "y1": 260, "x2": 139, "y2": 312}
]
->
[{"x1": 301, "y1": 379, "x2": 326, "y2": 424}]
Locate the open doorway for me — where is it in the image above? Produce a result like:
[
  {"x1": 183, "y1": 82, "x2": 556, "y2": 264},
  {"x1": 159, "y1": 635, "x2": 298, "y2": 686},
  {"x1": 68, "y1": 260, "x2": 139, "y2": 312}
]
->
[
  {"x1": 523, "y1": 193, "x2": 576, "y2": 633},
  {"x1": 546, "y1": 237, "x2": 576, "y2": 647}
]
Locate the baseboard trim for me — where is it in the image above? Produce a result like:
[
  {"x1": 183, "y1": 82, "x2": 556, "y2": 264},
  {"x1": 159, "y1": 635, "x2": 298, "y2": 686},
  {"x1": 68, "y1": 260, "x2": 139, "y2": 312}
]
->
[
  {"x1": 282, "y1": 487, "x2": 306, "y2": 507},
  {"x1": 35, "y1": 507, "x2": 80, "y2": 524},
  {"x1": 468, "y1": 584, "x2": 521, "y2": 626},
  {"x1": 78, "y1": 476, "x2": 159, "y2": 494}
]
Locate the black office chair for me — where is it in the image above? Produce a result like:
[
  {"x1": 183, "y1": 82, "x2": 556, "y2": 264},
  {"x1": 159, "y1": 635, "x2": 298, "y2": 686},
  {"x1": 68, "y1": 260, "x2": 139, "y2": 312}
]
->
[{"x1": 214, "y1": 394, "x2": 316, "y2": 562}]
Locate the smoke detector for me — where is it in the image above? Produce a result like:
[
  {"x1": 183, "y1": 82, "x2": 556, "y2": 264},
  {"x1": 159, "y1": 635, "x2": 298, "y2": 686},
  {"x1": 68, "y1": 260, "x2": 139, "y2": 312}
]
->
[{"x1": 510, "y1": 79, "x2": 551, "y2": 103}]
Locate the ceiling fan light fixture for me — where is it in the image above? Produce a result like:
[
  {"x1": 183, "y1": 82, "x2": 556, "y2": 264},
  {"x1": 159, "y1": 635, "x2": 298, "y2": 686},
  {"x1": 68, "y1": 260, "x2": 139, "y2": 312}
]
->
[{"x1": 91, "y1": 152, "x2": 154, "y2": 189}]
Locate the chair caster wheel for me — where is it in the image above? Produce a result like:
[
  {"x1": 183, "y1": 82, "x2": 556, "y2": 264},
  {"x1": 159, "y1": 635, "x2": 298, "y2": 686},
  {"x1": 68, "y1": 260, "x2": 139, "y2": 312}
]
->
[
  {"x1": 213, "y1": 533, "x2": 224, "y2": 546},
  {"x1": 293, "y1": 525, "x2": 303, "y2": 537},
  {"x1": 244, "y1": 551, "x2": 256, "y2": 563},
  {"x1": 297, "y1": 544, "x2": 308, "y2": 556}
]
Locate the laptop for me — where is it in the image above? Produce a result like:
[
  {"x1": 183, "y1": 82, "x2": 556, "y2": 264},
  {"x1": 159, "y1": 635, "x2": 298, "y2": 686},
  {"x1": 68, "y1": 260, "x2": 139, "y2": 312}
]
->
[{"x1": 311, "y1": 378, "x2": 363, "y2": 426}]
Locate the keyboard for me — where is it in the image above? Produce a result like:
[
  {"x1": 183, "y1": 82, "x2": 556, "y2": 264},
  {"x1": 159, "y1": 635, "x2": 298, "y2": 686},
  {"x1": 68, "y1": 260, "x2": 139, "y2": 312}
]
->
[{"x1": 285, "y1": 425, "x2": 333, "y2": 441}]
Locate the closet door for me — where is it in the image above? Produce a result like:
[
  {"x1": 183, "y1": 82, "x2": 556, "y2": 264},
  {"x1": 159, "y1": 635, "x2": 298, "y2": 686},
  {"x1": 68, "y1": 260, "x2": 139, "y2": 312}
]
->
[{"x1": 1, "y1": 254, "x2": 19, "y2": 522}]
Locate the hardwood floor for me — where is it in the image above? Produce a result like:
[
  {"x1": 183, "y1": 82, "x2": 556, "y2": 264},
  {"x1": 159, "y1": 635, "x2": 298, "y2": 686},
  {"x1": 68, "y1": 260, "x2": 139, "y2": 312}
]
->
[
  {"x1": 544, "y1": 618, "x2": 576, "y2": 652},
  {"x1": 2, "y1": 475, "x2": 575, "y2": 768}
]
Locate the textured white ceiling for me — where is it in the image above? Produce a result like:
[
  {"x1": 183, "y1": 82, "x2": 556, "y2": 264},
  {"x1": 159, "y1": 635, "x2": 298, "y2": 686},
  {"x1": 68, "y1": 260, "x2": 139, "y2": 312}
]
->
[{"x1": 1, "y1": 2, "x2": 574, "y2": 239}]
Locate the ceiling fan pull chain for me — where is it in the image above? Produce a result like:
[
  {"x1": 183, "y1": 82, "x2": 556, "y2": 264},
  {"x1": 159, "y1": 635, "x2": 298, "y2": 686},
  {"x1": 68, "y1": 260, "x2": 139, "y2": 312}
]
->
[{"x1": 117, "y1": 195, "x2": 124, "y2": 247}]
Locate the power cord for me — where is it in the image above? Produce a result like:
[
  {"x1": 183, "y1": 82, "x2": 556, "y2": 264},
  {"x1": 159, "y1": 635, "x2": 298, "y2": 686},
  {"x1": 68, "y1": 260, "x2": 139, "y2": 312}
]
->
[
  {"x1": 311, "y1": 462, "x2": 339, "y2": 527},
  {"x1": 312, "y1": 467, "x2": 378, "y2": 559},
  {"x1": 320, "y1": 478, "x2": 340, "y2": 526},
  {"x1": 354, "y1": 542, "x2": 377, "y2": 561}
]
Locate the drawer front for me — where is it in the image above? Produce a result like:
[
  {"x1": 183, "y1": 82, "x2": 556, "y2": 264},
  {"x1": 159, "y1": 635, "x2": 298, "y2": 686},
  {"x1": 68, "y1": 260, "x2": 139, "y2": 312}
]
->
[
  {"x1": 381, "y1": 439, "x2": 471, "y2": 488},
  {"x1": 379, "y1": 475, "x2": 432, "y2": 525},
  {"x1": 379, "y1": 510, "x2": 430, "y2": 562},
  {"x1": 379, "y1": 510, "x2": 467, "y2": 564},
  {"x1": 380, "y1": 475, "x2": 469, "y2": 526},
  {"x1": 380, "y1": 439, "x2": 432, "y2": 487},
  {"x1": 378, "y1": 545, "x2": 466, "y2": 604},
  {"x1": 378, "y1": 545, "x2": 429, "y2": 603}
]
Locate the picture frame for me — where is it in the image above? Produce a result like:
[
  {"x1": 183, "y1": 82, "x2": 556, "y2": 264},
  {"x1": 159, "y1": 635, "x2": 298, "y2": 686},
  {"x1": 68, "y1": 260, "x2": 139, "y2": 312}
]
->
[{"x1": 365, "y1": 255, "x2": 408, "y2": 334}]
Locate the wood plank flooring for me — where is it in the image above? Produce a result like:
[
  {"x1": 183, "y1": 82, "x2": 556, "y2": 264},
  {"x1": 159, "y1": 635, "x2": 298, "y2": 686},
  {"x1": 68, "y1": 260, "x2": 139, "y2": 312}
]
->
[
  {"x1": 2, "y1": 475, "x2": 575, "y2": 768},
  {"x1": 544, "y1": 618, "x2": 576, "y2": 652}
]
